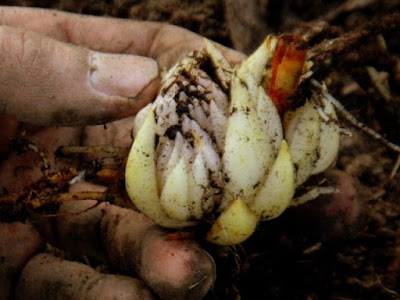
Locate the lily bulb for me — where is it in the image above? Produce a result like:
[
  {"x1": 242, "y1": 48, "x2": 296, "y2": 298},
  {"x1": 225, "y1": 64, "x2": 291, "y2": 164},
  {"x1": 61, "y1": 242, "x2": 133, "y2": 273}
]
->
[{"x1": 126, "y1": 35, "x2": 340, "y2": 245}]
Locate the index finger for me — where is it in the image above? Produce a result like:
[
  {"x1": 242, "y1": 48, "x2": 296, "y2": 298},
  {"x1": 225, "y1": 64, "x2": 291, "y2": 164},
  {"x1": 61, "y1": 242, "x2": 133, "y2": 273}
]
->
[{"x1": 0, "y1": 6, "x2": 245, "y2": 68}]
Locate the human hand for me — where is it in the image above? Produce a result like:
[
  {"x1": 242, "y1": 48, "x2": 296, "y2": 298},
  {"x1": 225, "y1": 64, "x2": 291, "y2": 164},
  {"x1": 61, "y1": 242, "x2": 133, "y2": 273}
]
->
[
  {"x1": 0, "y1": 6, "x2": 244, "y2": 129},
  {"x1": 1, "y1": 201, "x2": 216, "y2": 300},
  {"x1": 0, "y1": 6, "x2": 244, "y2": 299}
]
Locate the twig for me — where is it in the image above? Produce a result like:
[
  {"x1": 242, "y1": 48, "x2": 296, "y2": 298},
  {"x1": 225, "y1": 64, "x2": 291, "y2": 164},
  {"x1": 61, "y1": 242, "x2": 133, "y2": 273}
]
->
[
  {"x1": 57, "y1": 145, "x2": 129, "y2": 156},
  {"x1": 12, "y1": 137, "x2": 51, "y2": 177},
  {"x1": 309, "y1": 12, "x2": 400, "y2": 62},
  {"x1": 390, "y1": 155, "x2": 400, "y2": 179},
  {"x1": 376, "y1": 276, "x2": 400, "y2": 297},
  {"x1": 366, "y1": 66, "x2": 391, "y2": 102},
  {"x1": 26, "y1": 191, "x2": 108, "y2": 208},
  {"x1": 318, "y1": 0, "x2": 378, "y2": 23},
  {"x1": 302, "y1": 242, "x2": 322, "y2": 255},
  {"x1": 1, "y1": 191, "x2": 109, "y2": 217},
  {"x1": 312, "y1": 80, "x2": 400, "y2": 154},
  {"x1": 291, "y1": 186, "x2": 338, "y2": 207},
  {"x1": 26, "y1": 199, "x2": 103, "y2": 219}
]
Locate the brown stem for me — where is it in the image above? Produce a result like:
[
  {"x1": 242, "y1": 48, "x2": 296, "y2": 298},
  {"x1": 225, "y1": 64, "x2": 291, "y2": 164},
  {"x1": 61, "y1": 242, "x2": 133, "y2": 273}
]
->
[
  {"x1": 57, "y1": 145, "x2": 129, "y2": 156},
  {"x1": 309, "y1": 12, "x2": 400, "y2": 62}
]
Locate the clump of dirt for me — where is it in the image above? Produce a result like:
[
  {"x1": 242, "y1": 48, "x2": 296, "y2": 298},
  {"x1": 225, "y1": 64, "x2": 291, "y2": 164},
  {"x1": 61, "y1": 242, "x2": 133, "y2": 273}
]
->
[{"x1": 3, "y1": 0, "x2": 400, "y2": 299}]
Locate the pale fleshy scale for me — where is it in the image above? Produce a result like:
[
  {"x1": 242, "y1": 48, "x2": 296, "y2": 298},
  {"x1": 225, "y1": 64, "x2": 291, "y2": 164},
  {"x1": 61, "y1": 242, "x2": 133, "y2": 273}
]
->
[
  {"x1": 160, "y1": 156, "x2": 191, "y2": 221},
  {"x1": 221, "y1": 77, "x2": 275, "y2": 208},
  {"x1": 125, "y1": 37, "x2": 341, "y2": 245},
  {"x1": 311, "y1": 95, "x2": 340, "y2": 175},
  {"x1": 200, "y1": 100, "x2": 210, "y2": 115},
  {"x1": 204, "y1": 39, "x2": 232, "y2": 90},
  {"x1": 178, "y1": 91, "x2": 189, "y2": 102},
  {"x1": 209, "y1": 100, "x2": 228, "y2": 151},
  {"x1": 155, "y1": 137, "x2": 174, "y2": 193},
  {"x1": 181, "y1": 140, "x2": 194, "y2": 165},
  {"x1": 188, "y1": 98, "x2": 210, "y2": 133},
  {"x1": 202, "y1": 196, "x2": 215, "y2": 215},
  {"x1": 133, "y1": 103, "x2": 152, "y2": 137},
  {"x1": 283, "y1": 91, "x2": 341, "y2": 185},
  {"x1": 284, "y1": 100, "x2": 321, "y2": 186},
  {"x1": 236, "y1": 35, "x2": 278, "y2": 86},
  {"x1": 125, "y1": 109, "x2": 194, "y2": 228},
  {"x1": 250, "y1": 140, "x2": 295, "y2": 220},
  {"x1": 188, "y1": 68, "x2": 230, "y2": 115},
  {"x1": 255, "y1": 87, "x2": 283, "y2": 154},
  {"x1": 188, "y1": 152, "x2": 209, "y2": 219},
  {"x1": 188, "y1": 119, "x2": 221, "y2": 182},
  {"x1": 153, "y1": 95, "x2": 179, "y2": 136},
  {"x1": 164, "y1": 132, "x2": 184, "y2": 176}
]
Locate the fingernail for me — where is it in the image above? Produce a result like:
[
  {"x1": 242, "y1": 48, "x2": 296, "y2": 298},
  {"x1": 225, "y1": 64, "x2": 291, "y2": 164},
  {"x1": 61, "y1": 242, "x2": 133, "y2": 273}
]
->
[{"x1": 89, "y1": 52, "x2": 159, "y2": 98}]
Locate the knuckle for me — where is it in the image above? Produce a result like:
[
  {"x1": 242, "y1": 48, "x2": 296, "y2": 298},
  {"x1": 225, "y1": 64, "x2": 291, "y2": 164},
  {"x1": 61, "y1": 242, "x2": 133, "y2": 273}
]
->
[
  {"x1": 17, "y1": 29, "x2": 45, "y2": 68},
  {"x1": 0, "y1": 25, "x2": 49, "y2": 70}
]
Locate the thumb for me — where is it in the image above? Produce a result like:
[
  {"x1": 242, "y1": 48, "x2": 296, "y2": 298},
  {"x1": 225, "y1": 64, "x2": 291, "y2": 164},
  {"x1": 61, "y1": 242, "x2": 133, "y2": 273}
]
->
[{"x1": 0, "y1": 25, "x2": 159, "y2": 126}]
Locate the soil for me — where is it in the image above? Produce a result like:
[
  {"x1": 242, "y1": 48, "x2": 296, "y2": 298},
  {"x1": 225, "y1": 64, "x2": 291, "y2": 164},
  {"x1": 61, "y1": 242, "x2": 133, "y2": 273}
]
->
[{"x1": 2, "y1": 0, "x2": 400, "y2": 299}]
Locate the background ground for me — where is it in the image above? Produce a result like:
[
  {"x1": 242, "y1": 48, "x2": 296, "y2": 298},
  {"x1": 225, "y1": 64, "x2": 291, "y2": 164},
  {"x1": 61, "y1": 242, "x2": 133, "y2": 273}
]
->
[{"x1": 2, "y1": 1, "x2": 400, "y2": 299}]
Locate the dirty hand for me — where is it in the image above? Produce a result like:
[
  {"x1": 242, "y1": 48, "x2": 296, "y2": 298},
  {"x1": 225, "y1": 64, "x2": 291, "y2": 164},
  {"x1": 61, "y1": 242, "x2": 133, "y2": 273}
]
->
[{"x1": 0, "y1": 7, "x2": 244, "y2": 300}]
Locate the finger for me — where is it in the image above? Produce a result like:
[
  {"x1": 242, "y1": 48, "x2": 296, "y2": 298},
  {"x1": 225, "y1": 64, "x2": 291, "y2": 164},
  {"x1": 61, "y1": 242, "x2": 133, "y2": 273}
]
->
[
  {"x1": 81, "y1": 116, "x2": 135, "y2": 150},
  {"x1": 32, "y1": 200, "x2": 216, "y2": 300},
  {"x1": 16, "y1": 253, "x2": 154, "y2": 300},
  {"x1": 0, "y1": 6, "x2": 246, "y2": 68},
  {"x1": 0, "y1": 115, "x2": 18, "y2": 156},
  {"x1": 291, "y1": 170, "x2": 364, "y2": 239},
  {"x1": 0, "y1": 222, "x2": 43, "y2": 298},
  {"x1": 0, "y1": 116, "x2": 134, "y2": 192},
  {"x1": 0, "y1": 126, "x2": 82, "y2": 192},
  {"x1": 0, "y1": 25, "x2": 159, "y2": 126}
]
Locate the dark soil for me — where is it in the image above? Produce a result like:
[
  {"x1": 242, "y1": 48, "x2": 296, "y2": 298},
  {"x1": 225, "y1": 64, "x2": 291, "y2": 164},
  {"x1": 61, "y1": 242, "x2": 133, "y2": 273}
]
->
[{"x1": 3, "y1": 0, "x2": 400, "y2": 299}]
